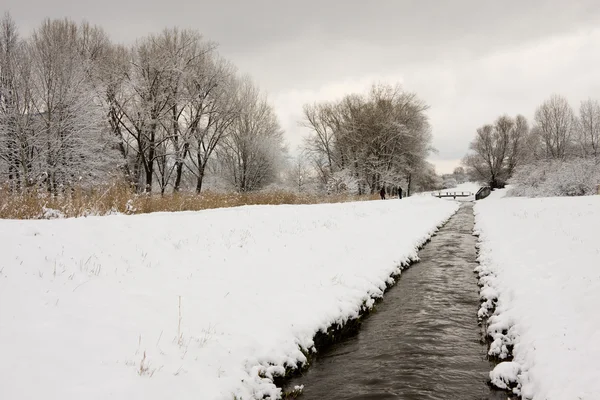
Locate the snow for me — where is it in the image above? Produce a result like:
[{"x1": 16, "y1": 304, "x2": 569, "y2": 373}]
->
[
  {"x1": 474, "y1": 195, "x2": 600, "y2": 399},
  {"x1": 0, "y1": 196, "x2": 458, "y2": 400},
  {"x1": 489, "y1": 361, "x2": 521, "y2": 391},
  {"x1": 486, "y1": 186, "x2": 509, "y2": 200}
]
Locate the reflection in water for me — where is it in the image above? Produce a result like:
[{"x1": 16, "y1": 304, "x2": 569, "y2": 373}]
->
[{"x1": 285, "y1": 204, "x2": 509, "y2": 400}]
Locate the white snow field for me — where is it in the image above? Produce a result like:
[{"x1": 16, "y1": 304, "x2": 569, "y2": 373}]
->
[
  {"x1": 0, "y1": 197, "x2": 458, "y2": 400},
  {"x1": 474, "y1": 195, "x2": 600, "y2": 399}
]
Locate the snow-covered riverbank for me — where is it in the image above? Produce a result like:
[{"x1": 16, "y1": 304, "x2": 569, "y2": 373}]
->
[
  {"x1": 0, "y1": 197, "x2": 458, "y2": 400},
  {"x1": 474, "y1": 195, "x2": 600, "y2": 399}
]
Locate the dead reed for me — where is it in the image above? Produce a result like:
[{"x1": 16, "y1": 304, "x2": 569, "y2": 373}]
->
[{"x1": 0, "y1": 182, "x2": 378, "y2": 219}]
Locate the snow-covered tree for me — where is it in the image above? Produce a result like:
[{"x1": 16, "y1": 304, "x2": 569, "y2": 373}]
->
[
  {"x1": 30, "y1": 19, "x2": 119, "y2": 193},
  {"x1": 509, "y1": 158, "x2": 600, "y2": 197},
  {"x1": 452, "y1": 166, "x2": 467, "y2": 184},
  {"x1": 0, "y1": 12, "x2": 37, "y2": 190},
  {"x1": 285, "y1": 151, "x2": 317, "y2": 193},
  {"x1": 577, "y1": 99, "x2": 600, "y2": 159},
  {"x1": 0, "y1": 17, "x2": 119, "y2": 193},
  {"x1": 1, "y1": 15, "x2": 287, "y2": 196},
  {"x1": 217, "y1": 77, "x2": 286, "y2": 192},
  {"x1": 185, "y1": 59, "x2": 240, "y2": 193},
  {"x1": 301, "y1": 83, "x2": 432, "y2": 195},
  {"x1": 533, "y1": 94, "x2": 577, "y2": 160}
]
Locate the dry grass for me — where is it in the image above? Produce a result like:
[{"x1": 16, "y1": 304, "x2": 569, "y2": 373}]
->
[{"x1": 0, "y1": 182, "x2": 378, "y2": 220}]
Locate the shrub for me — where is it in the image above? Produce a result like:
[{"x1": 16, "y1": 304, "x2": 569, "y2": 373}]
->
[{"x1": 508, "y1": 158, "x2": 600, "y2": 197}]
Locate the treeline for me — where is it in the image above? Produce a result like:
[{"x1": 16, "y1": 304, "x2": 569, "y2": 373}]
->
[
  {"x1": 463, "y1": 94, "x2": 600, "y2": 195},
  {"x1": 0, "y1": 13, "x2": 438, "y2": 200},
  {"x1": 300, "y1": 83, "x2": 435, "y2": 196},
  {"x1": 0, "y1": 13, "x2": 286, "y2": 195}
]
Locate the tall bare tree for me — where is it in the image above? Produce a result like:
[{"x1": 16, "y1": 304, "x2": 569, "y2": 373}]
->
[
  {"x1": 463, "y1": 114, "x2": 530, "y2": 188},
  {"x1": 185, "y1": 58, "x2": 239, "y2": 193},
  {"x1": 161, "y1": 29, "x2": 216, "y2": 192},
  {"x1": 218, "y1": 77, "x2": 285, "y2": 192},
  {"x1": 533, "y1": 94, "x2": 576, "y2": 160},
  {"x1": 577, "y1": 99, "x2": 600, "y2": 159},
  {"x1": 302, "y1": 102, "x2": 338, "y2": 176}
]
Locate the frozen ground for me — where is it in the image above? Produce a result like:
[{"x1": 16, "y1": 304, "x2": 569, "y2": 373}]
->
[
  {"x1": 474, "y1": 195, "x2": 600, "y2": 399},
  {"x1": 0, "y1": 197, "x2": 458, "y2": 400}
]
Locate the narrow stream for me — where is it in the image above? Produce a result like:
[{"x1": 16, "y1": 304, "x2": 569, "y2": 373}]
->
[{"x1": 285, "y1": 203, "x2": 508, "y2": 399}]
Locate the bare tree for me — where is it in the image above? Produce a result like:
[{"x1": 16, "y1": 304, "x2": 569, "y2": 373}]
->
[
  {"x1": 118, "y1": 34, "x2": 176, "y2": 192},
  {"x1": 218, "y1": 77, "x2": 285, "y2": 192},
  {"x1": 168, "y1": 31, "x2": 213, "y2": 192},
  {"x1": 463, "y1": 114, "x2": 529, "y2": 188},
  {"x1": 301, "y1": 102, "x2": 338, "y2": 176},
  {"x1": 185, "y1": 58, "x2": 239, "y2": 193},
  {"x1": 505, "y1": 114, "x2": 529, "y2": 175},
  {"x1": 533, "y1": 94, "x2": 576, "y2": 160},
  {"x1": 286, "y1": 151, "x2": 314, "y2": 193},
  {"x1": 452, "y1": 166, "x2": 467, "y2": 184},
  {"x1": 98, "y1": 43, "x2": 136, "y2": 183},
  {"x1": 577, "y1": 99, "x2": 600, "y2": 159}
]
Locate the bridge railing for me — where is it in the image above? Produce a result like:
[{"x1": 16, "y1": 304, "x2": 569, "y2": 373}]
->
[{"x1": 431, "y1": 191, "x2": 473, "y2": 198}]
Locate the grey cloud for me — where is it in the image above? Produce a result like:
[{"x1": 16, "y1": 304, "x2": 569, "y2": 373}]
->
[{"x1": 7, "y1": 1, "x2": 600, "y2": 53}]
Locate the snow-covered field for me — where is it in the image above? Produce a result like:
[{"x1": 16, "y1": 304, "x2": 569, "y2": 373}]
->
[
  {"x1": 474, "y1": 195, "x2": 600, "y2": 399},
  {"x1": 0, "y1": 197, "x2": 458, "y2": 400}
]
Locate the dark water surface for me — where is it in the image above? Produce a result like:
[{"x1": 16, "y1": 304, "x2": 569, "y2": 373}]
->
[{"x1": 285, "y1": 203, "x2": 508, "y2": 400}]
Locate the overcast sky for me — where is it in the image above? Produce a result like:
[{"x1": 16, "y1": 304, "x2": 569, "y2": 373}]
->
[{"x1": 5, "y1": 0, "x2": 600, "y2": 173}]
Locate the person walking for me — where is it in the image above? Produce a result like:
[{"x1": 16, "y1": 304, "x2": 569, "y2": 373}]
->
[
  {"x1": 379, "y1": 187, "x2": 386, "y2": 200},
  {"x1": 398, "y1": 186, "x2": 403, "y2": 199}
]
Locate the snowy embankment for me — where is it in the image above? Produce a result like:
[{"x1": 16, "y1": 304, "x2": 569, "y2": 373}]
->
[
  {"x1": 0, "y1": 197, "x2": 458, "y2": 400},
  {"x1": 474, "y1": 196, "x2": 600, "y2": 399}
]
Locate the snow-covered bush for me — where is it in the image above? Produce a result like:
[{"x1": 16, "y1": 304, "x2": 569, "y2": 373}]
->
[
  {"x1": 508, "y1": 158, "x2": 600, "y2": 197},
  {"x1": 326, "y1": 169, "x2": 359, "y2": 194}
]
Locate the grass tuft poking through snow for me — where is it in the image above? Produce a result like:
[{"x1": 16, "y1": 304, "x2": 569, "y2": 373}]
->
[{"x1": 0, "y1": 196, "x2": 458, "y2": 400}]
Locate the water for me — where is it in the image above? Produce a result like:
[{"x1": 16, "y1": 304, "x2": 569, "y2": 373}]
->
[{"x1": 285, "y1": 203, "x2": 509, "y2": 399}]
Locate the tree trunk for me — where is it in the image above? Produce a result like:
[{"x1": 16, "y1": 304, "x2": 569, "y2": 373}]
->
[
  {"x1": 172, "y1": 104, "x2": 184, "y2": 193},
  {"x1": 174, "y1": 160, "x2": 184, "y2": 192},
  {"x1": 195, "y1": 167, "x2": 205, "y2": 194},
  {"x1": 144, "y1": 127, "x2": 156, "y2": 193},
  {"x1": 144, "y1": 166, "x2": 153, "y2": 193},
  {"x1": 132, "y1": 154, "x2": 143, "y2": 193},
  {"x1": 195, "y1": 149, "x2": 205, "y2": 193},
  {"x1": 7, "y1": 140, "x2": 20, "y2": 192},
  {"x1": 107, "y1": 95, "x2": 132, "y2": 184}
]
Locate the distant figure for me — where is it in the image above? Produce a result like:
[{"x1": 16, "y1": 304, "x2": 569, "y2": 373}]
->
[
  {"x1": 380, "y1": 187, "x2": 386, "y2": 200},
  {"x1": 398, "y1": 187, "x2": 403, "y2": 199}
]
